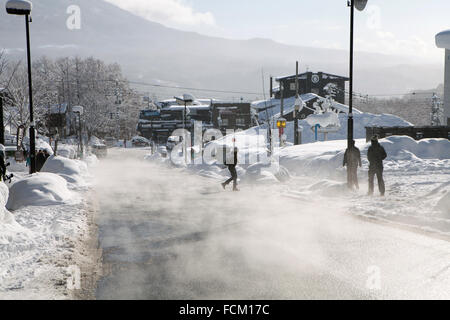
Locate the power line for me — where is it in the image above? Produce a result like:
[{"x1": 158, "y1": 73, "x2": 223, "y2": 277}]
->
[
  {"x1": 44, "y1": 78, "x2": 264, "y2": 97},
  {"x1": 126, "y1": 80, "x2": 263, "y2": 96}
]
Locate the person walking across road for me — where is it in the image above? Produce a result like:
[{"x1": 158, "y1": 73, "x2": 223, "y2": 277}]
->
[
  {"x1": 222, "y1": 147, "x2": 239, "y2": 191},
  {"x1": 367, "y1": 135, "x2": 387, "y2": 196},
  {"x1": 343, "y1": 140, "x2": 362, "y2": 190}
]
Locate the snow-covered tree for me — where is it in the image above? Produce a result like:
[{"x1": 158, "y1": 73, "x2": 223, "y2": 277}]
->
[
  {"x1": 0, "y1": 56, "x2": 141, "y2": 139},
  {"x1": 431, "y1": 94, "x2": 444, "y2": 126}
]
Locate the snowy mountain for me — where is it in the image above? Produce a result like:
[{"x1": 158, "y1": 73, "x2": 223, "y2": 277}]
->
[{"x1": 0, "y1": 0, "x2": 442, "y2": 98}]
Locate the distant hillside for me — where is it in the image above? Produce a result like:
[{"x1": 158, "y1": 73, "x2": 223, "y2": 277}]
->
[{"x1": 0, "y1": 0, "x2": 443, "y2": 99}]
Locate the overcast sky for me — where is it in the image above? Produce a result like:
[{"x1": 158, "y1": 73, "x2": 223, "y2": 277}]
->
[{"x1": 104, "y1": 0, "x2": 449, "y2": 64}]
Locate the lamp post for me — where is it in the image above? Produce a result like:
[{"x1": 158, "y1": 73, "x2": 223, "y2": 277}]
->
[
  {"x1": 0, "y1": 88, "x2": 7, "y2": 146},
  {"x1": 174, "y1": 95, "x2": 193, "y2": 163},
  {"x1": 347, "y1": 0, "x2": 367, "y2": 183},
  {"x1": 72, "y1": 106, "x2": 84, "y2": 158},
  {"x1": 6, "y1": 0, "x2": 36, "y2": 174}
]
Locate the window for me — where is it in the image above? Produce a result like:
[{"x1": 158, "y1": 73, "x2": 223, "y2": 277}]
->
[
  {"x1": 236, "y1": 118, "x2": 245, "y2": 126},
  {"x1": 221, "y1": 118, "x2": 229, "y2": 126}
]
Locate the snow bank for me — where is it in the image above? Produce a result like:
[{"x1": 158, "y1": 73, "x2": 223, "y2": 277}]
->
[
  {"x1": 278, "y1": 136, "x2": 450, "y2": 178},
  {"x1": 0, "y1": 182, "x2": 9, "y2": 208},
  {"x1": 287, "y1": 113, "x2": 412, "y2": 144},
  {"x1": 0, "y1": 183, "x2": 32, "y2": 245},
  {"x1": 89, "y1": 136, "x2": 103, "y2": 146},
  {"x1": 56, "y1": 144, "x2": 77, "y2": 159},
  {"x1": 84, "y1": 154, "x2": 99, "y2": 167},
  {"x1": 41, "y1": 155, "x2": 87, "y2": 187},
  {"x1": 436, "y1": 192, "x2": 450, "y2": 216},
  {"x1": 22, "y1": 137, "x2": 54, "y2": 155},
  {"x1": 371, "y1": 136, "x2": 450, "y2": 160},
  {"x1": 6, "y1": 173, "x2": 73, "y2": 211},
  {"x1": 242, "y1": 161, "x2": 290, "y2": 184}
]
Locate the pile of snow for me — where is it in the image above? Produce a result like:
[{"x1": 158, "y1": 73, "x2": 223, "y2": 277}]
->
[
  {"x1": 436, "y1": 192, "x2": 450, "y2": 216},
  {"x1": 56, "y1": 144, "x2": 77, "y2": 159},
  {"x1": 22, "y1": 137, "x2": 54, "y2": 155},
  {"x1": 252, "y1": 93, "x2": 362, "y2": 123},
  {"x1": 0, "y1": 182, "x2": 32, "y2": 246},
  {"x1": 6, "y1": 173, "x2": 73, "y2": 211},
  {"x1": 241, "y1": 161, "x2": 291, "y2": 184},
  {"x1": 41, "y1": 155, "x2": 87, "y2": 187},
  {"x1": 278, "y1": 139, "x2": 350, "y2": 178},
  {"x1": 89, "y1": 136, "x2": 103, "y2": 146},
  {"x1": 278, "y1": 136, "x2": 450, "y2": 178},
  {"x1": 0, "y1": 182, "x2": 9, "y2": 208},
  {"x1": 253, "y1": 94, "x2": 412, "y2": 145},
  {"x1": 289, "y1": 113, "x2": 412, "y2": 144},
  {"x1": 84, "y1": 154, "x2": 99, "y2": 167},
  {"x1": 369, "y1": 136, "x2": 450, "y2": 160},
  {"x1": 305, "y1": 111, "x2": 340, "y2": 128}
]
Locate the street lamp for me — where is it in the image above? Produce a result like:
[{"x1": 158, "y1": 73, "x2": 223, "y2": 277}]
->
[
  {"x1": 72, "y1": 106, "x2": 84, "y2": 158},
  {"x1": 347, "y1": 0, "x2": 367, "y2": 184},
  {"x1": 6, "y1": 0, "x2": 36, "y2": 174},
  {"x1": 0, "y1": 88, "x2": 10, "y2": 146},
  {"x1": 174, "y1": 94, "x2": 194, "y2": 163}
]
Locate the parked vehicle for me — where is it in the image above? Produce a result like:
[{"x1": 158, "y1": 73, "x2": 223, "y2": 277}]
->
[
  {"x1": 4, "y1": 145, "x2": 17, "y2": 159},
  {"x1": 131, "y1": 136, "x2": 151, "y2": 147},
  {"x1": 166, "y1": 136, "x2": 181, "y2": 151}
]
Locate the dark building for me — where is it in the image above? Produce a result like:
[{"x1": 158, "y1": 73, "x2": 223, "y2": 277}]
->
[
  {"x1": 366, "y1": 126, "x2": 450, "y2": 142},
  {"x1": 274, "y1": 72, "x2": 349, "y2": 104},
  {"x1": 137, "y1": 102, "x2": 254, "y2": 143},
  {"x1": 211, "y1": 103, "x2": 253, "y2": 135}
]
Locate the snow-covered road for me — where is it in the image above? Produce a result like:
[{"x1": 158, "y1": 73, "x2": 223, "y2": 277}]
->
[{"x1": 93, "y1": 148, "x2": 450, "y2": 299}]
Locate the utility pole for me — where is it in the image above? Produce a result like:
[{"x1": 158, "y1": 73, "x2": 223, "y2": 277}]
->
[
  {"x1": 25, "y1": 14, "x2": 36, "y2": 174},
  {"x1": 348, "y1": 0, "x2": 355, "y2": 151},
  {"x1": 294, "y1": 61, "x2": 300, "y2": 145},
  {"x1": 184, "y1": 100, "x2": 187, "y2": 164},
  {"x1": 115, "y1": 81, "x2": 122, "y2": 142},
  {"x1": 5, "y1": 1, "x2": 36, "y2": 173},
  {"x1": 280, "y1": 82, "x2": 284, "y2": 118},
  {"x1": 270, "y1": 76, "x2": 273, "y2": 98},
  {"x1": 0, "y1": 90, "x2": 5, "y2": 145}
]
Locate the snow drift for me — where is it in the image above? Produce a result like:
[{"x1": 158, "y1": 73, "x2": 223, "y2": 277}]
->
[
  {"x1": 41, "y1": 155, "x2": 87, "y2": 187},
  {"x1": 279, "y1": 136, "x2": 450, "y2": 177},
  {"x1": 6, "y1": 173, "x2": 73, "y2": 211}
]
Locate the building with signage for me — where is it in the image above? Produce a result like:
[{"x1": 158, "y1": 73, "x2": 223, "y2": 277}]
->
[{"x1": 274, "y1": 72, "x2": 349, "y2": 104}]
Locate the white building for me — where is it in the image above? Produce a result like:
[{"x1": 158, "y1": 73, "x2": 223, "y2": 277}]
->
[{"x1": 435, "y1": 29, "x2": 450, "y2": 126}]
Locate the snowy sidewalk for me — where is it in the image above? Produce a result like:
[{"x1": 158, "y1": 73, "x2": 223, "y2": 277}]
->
[{"x1": 0, "y1": 155, "x2": 99, "y2": 300}]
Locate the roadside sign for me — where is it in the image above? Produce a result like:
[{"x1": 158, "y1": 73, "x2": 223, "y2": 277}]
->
[{"x1": 277, "y1": 118, "x2": 286, "y2": 128}]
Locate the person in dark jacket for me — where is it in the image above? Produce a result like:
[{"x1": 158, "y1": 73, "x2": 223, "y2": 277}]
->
[
  {"x1": 343, "y1": 140, "x2": 362, "y2": 190},
  {"x1": 0, "y1": 152, "x2": 6, "y2": 181},
  {"x1": 367, "y1": 135, "x2": 387, "y2": 196},
  {"x1": 36, "y1": 150, "x2": 46, "y2": 172},
  {"x1": 43, "y1": 149, "x2": 50, "y2": 160},
  {"x1": 222, "y1": 147, "x2": 239, "y2": 191}
]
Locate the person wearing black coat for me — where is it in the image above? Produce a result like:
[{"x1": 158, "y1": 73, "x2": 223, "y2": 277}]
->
[
  {"x1": 222, "y1": 147, "x2": 239, "y2": 191},
  {"x1": 367, "y1": 136, "x2": 387, "y2": 196},
  {"x1": 343, "y1": 140, "x2": 362, "y2": 190},
  {"x1": 0, "y1": 152, "x2": 6, "y2": 181},
  {"x1": 36, "y1": 150, "x2": 46, "y2": 172}
]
